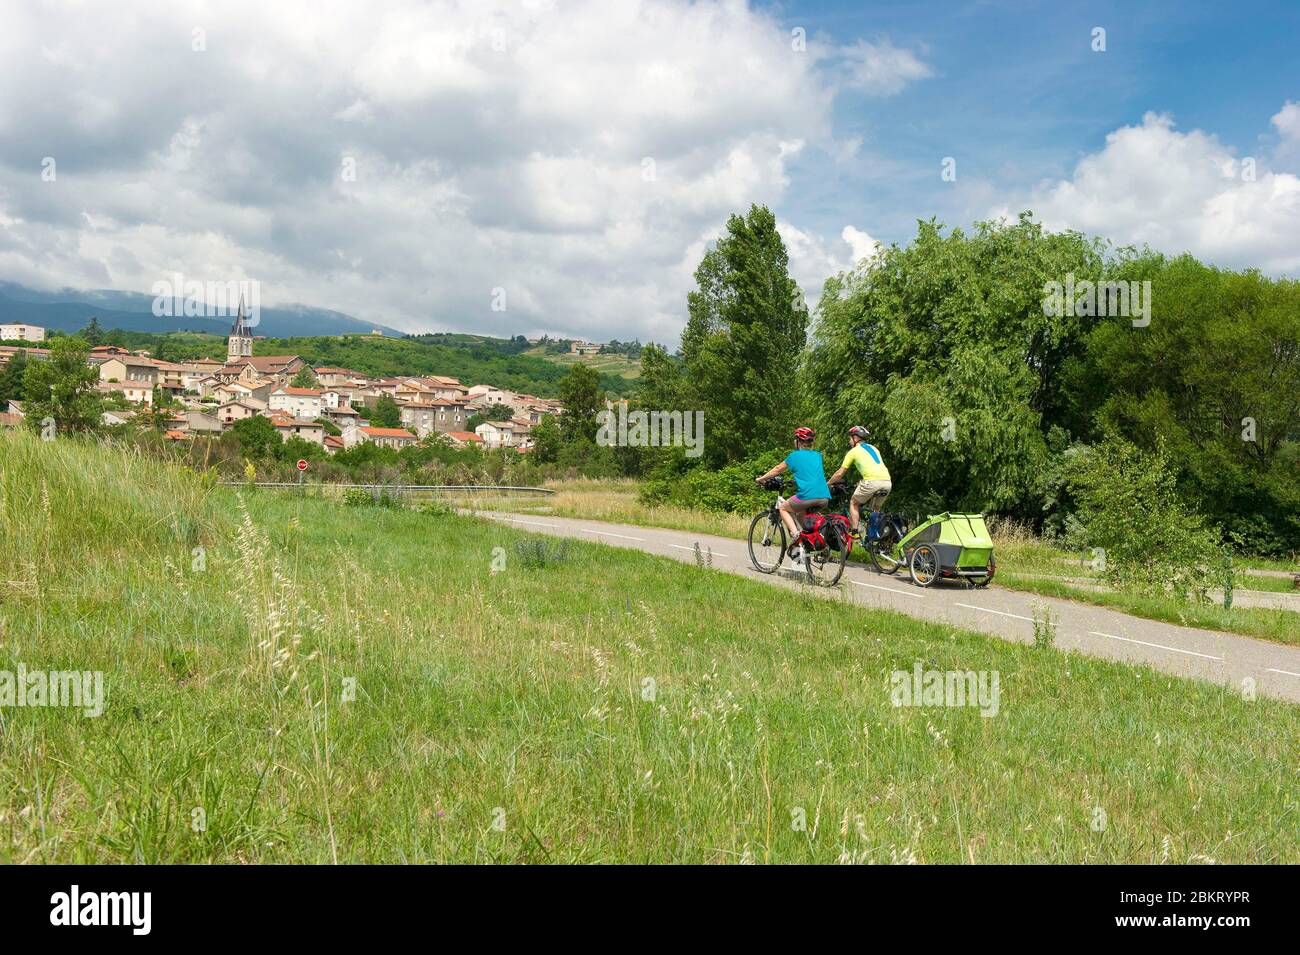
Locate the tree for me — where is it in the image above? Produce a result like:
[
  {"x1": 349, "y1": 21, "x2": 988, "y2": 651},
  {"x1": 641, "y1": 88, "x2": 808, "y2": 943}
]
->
[
  {"x1": 467, "y1": 404, "x2": 513, "y2": 430},
  {"x1": 804, "y1": 213, "x2": 1101, "y2": 517},
  {"x1": 23, "y1": 336, "x2": 103, "y2": 435},
  {"x1": 557, "y1": 363, "x2": 602, "y2": 445},
  {"x1": 0, "y1": 349, "x2": 28, "y2": 407},
  {"x1": 530, "y1": 414, "x2": 563, "y2": 463},
  {"x1": 230, "y1": 415, "x2": 280, "y2": 459},
  {"x1": 291, "y1": 367, "x2": 318, "y2": 388},
  {"x1": 680, "y1": 204, "x2": 809, "y2": 466},
  {"x1": 79, "y1": 316, "x2": 104, "y2": 346},
  {"x1": 370, "y1": 395, "x2": 402, "y2": 428}
]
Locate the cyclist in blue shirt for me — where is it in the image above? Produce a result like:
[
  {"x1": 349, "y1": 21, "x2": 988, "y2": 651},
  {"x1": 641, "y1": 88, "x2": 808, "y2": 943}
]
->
[{"x1": 755, "y1": 426, "x2": 831, "y2": 558}]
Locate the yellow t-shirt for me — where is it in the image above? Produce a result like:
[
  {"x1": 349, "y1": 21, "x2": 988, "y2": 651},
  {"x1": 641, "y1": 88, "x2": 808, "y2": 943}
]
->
[{"x1": 841, "y1": 443, "x2": 890, "y2": 482}]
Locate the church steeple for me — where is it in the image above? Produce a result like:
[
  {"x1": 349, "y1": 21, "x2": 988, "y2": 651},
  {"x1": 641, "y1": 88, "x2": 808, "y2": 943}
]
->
[{"x1": 227, "y1": 297, "x2": 253, "y2": 361}]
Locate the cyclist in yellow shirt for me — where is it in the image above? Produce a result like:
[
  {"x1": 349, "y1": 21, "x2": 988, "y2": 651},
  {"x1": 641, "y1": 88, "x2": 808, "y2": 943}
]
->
[{"x1": 827, "y1": 425, "x2": 892, "y2": 540}]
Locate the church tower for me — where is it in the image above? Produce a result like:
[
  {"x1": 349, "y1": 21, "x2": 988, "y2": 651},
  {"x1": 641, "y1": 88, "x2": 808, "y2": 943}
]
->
[{"x1": 227, "y1": 298, "x2": 253, "y2": 362}]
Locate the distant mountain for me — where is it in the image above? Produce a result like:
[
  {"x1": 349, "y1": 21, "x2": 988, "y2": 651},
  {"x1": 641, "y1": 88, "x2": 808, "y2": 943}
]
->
[{"x1": 0, "y1": 282, "x2": 404, "y2": 338}]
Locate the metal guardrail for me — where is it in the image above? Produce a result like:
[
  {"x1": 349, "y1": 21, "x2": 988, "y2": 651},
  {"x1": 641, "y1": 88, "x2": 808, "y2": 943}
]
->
[{"x1": 220, "y1": 482, "x2": 554, "y2": 495}]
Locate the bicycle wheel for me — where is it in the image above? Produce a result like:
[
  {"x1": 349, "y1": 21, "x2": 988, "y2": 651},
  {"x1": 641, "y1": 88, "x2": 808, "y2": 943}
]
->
[
  {"x1": 869, "y1": 526, "x2": 903, "y2": 575},
  {"x1": 748, "y1": 511, "x2": 786, "y2": 573},
  {"x1": 805, "y1": 529, "x2": 849, "y2": 587}
]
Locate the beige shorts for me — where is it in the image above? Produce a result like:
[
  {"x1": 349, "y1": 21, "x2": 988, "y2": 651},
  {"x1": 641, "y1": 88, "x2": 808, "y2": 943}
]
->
[{"x1": 851, "y1": 479, "x2": 891, "y2": 509}]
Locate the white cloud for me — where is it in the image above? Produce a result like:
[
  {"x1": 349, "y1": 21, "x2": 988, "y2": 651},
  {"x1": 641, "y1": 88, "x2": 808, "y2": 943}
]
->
[
  {"x1": 997, "y1": 108, "x2": 1300, "y2": 275},
  {"x1": 0, "y1": 0, "x2": 931, "y2": 343},
  {"x1": 839, "y1": 38, "x2": 933, "y2": 96}
]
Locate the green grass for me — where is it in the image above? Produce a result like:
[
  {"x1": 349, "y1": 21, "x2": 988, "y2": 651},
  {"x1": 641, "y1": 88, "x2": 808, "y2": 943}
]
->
[
  {"x1": 1, "y1": 431, "x2": 1296, "y2": 863},
  {"x1": 995, "y1": 574, "x2": 1300, "y2": 646},
  {"x1": 488, "y1": 483, "x2": 1300, "y2": 645},
  {"x1": 1236, "y1": 573, "x2": 1300, "y2": 594}
]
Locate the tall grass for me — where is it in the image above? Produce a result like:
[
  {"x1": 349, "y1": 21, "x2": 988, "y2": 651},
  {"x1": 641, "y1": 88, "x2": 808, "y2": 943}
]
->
[{"x1": 0, "y1": 434, "x2": 1295, "y2": 863}]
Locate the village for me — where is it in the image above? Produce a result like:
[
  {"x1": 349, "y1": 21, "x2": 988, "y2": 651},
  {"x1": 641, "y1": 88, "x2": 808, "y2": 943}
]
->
[{"x1": 0, "y1": 313, "x2": 566, "y2": 452}]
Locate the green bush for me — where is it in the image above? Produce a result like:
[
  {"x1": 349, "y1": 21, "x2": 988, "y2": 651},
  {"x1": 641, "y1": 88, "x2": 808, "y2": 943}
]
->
[
  {"x1": 1064, "y1": 434, "x2": 1222, "y2": 600},
  {"x1": 639, "y1": 450, "x2": 784, "y2": 513},
  {"x1": 342, "y1": 486, "x2": 403, "y2": 508},
  {"x1": 514, "y1": 536, "x2": 571, "y2": 569}
]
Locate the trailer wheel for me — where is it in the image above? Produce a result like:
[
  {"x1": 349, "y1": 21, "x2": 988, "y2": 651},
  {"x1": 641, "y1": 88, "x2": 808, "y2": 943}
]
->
[{"x1": 909, "y1": 544, "x2": 940, "y2": 587}]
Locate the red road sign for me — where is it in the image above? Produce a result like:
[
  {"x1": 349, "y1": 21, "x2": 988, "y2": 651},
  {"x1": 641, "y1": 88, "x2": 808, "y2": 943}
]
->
[{"x1": 296, "y1": 459, "x2": 308, "y2": 471}]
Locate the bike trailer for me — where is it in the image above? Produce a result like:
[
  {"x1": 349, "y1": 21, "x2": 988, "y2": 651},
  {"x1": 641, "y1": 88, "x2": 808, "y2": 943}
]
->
[{"x1": 903, "y1": 512, "x2": 995, "y2": 584}]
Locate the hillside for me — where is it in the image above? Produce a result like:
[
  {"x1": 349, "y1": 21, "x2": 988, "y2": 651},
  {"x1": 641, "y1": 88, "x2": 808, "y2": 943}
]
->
[
  {"x1": 83, "y1": 330, "x2": 640, "y2": 397},
  {"x1": 1, "y1": 431, "x2": 1295, "y2": 863},
  {"x1": 0, "y1": 282, "x2": 404, "y2": 338},
  {"x1": 524, "y1": 345, "x2": 642, "y2": 381}
]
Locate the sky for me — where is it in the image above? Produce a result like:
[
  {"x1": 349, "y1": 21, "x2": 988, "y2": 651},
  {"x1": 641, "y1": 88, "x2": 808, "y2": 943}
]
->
[{"x1": 0, "y1": 0, "x2": 1296, "y2": 344}]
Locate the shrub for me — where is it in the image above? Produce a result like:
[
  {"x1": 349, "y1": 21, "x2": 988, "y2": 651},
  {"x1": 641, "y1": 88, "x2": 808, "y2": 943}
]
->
[
  {"x1": 514, "y1": 536, "x2": 571, "y2": 569},
  {"x1": 639, "y1": 450, "x2": 783, "y2": 513},
  {"x1": 1063, "y1": 434, "x2": 1221, "y2": 600}
]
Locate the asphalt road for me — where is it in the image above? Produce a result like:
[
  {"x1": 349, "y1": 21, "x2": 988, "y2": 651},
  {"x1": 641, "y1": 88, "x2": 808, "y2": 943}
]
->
[{"x1": 476, "y1": 510, "x2": 1300, "y2": 703}]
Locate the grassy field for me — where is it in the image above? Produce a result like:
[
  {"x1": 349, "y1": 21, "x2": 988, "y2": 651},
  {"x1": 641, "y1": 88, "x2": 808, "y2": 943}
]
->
[
  {"x1": 1, "y1": 432, "x2": 1296, "y2": 863},
  {"x1": 524, "y1": 346, "x2": 643, "y2": 380},
  {"x1": 481, "y1": 480, "x2": 1300, "y2": 645}
]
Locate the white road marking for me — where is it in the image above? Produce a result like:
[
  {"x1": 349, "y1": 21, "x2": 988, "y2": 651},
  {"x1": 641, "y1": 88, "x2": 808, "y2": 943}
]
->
[
  {"x1": 1265, "y1": 667, "x2": 1300, "y2": 678},
  {"x1": 580, "y1": 528, "x2": 646, "y2": 542},
  {"x1": 666, "y1": 543, "x2": 731, "y2": 559},
  {"x1": 852, "y1": 580, "x2": 923, "y2": 599},
  {"x1": 1089, "y1": 631, "x2": 1223, "y2": 661},
  {"x1": 500, "y1": 518, "x2": 558, "y2": 528},
  {"x1": 954, "y1": 602, "x2": 1034, "y2": 622}
]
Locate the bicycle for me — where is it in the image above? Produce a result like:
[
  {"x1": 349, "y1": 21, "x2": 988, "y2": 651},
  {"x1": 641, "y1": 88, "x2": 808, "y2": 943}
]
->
[
  {"x1": 864, "y1": 511, "x2": 912, "y2": 575},
  {"x1": 747, "y1": 477, "x2": 852, "y2": 586}
]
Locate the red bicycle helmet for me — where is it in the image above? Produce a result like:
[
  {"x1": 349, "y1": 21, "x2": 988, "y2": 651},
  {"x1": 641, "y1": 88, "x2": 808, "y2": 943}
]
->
[{"x1": 794, "y1": 426, "x2": 815, "y2": 442}]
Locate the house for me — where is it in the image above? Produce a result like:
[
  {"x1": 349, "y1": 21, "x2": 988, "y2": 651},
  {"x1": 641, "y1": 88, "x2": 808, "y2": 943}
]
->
[
  {"x1": 444, "y1": 431, "x2": 483, "y2": 448},
  {"x1": 324, "y1": 402, "x2": 362, "y2": 427},
  {"x1": 181, "y1": 410, "x2": 224, "y2": 435},
  {"x1": 268, "y1": 386, "x2": 324, "y2": 421},
  {"x1": 399, "y1": 399, "x2": 468, "y2": 437},
  {"x1": 0, "y1": 346, "x2": 50, "y2": 366},
  {"x1": 0, "y1": 412, "x2": 21, "y2": 429},
  {"x1": 0, "y1": 323, "x2": 45, "y2": 343},
  {"x1": 323, "y1": 434, "x2": 346, "y2": 454},
  {"x1": 97, "y1": 356, "x2": 159, "y2": 387},
  {"x1": 569, "y1": 340, "x2": 602, "y2": 355},
  {"x1": 475, "y1": 418, "x2": 533, "y2": 449},
  {"x1": 357, "y1": 425, "x2": 418, "y2": 449},
  {"x1": 217, "y1": 401, "x2": 263, "y2": 426},
  {"x1": 97, "y1": 381, "x2": 154, "y2": 405},
  {"x1": 314, "y1": 367, "x2": 367, "y2": 389},
  {"x1": 268, "y1": 413, "x2": 325, "y2": 445},
  {"x1": 224, "y1": 354, "x2": 306, "y2": 378},
  {"x1": 100, "y1": 409, "x2": 136, "y2": 427}
]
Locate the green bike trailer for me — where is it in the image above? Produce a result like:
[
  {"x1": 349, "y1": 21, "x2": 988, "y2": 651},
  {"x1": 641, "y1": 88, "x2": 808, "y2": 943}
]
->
[{"x1": 899, "y1": 512, "x2": 996, "y2": 588}]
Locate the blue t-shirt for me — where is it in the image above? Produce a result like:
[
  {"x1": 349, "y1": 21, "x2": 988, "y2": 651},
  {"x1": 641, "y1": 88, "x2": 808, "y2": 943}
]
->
[{"x1": 784, "y1": 449, "x2": 831, "y2": 502}]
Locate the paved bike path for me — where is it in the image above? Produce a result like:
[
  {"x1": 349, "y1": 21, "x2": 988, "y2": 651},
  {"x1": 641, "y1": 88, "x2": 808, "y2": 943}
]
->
[{"x1": 475, "y1": 510, "x2": 1300, "y2": 703}]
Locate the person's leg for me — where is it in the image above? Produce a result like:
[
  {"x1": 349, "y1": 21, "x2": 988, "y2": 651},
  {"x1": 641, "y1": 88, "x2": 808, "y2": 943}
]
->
[
  {"x1": 866, "y1": 481, "x2": 891, "y2": 538},
  {"x1": 850, "y1": 482, "x2": 870, "y2": 536},
  {"x1": 778, "y1": 497, "x2": 801, "y2": 544}
]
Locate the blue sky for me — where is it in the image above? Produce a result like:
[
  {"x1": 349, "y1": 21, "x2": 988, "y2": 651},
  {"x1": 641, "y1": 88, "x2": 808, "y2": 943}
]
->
[
  {"x1": 0, "y1": 0, "x2": 1296, "y2": 342},
  {"x1": 769, "y1": 0, "x2": 1300, "y2": 253}
]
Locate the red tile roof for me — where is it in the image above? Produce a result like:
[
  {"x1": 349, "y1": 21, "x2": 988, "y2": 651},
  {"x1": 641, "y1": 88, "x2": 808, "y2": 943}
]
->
[{"x1": 360, "y1": 426, "x2": 416, "y2": 440}]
